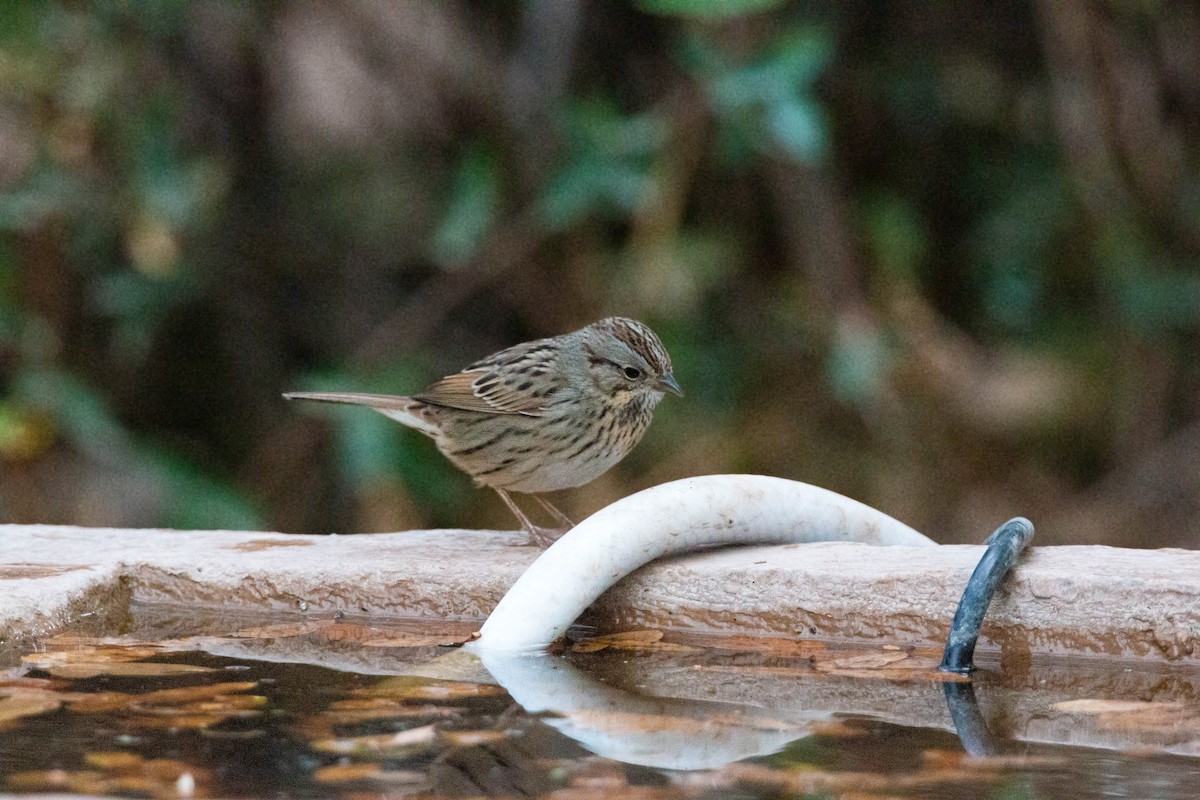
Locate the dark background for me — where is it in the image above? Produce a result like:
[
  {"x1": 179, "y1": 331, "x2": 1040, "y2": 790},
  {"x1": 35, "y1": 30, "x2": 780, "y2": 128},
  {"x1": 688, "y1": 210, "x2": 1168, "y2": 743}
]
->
[{"x1": 2, "y1": 1, "x2": 1198, "y2": 546}]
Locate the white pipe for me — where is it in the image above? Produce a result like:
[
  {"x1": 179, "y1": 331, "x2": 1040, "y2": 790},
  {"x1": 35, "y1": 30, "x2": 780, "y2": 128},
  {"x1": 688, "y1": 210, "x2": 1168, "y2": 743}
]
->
[{"x1": 472, "y1": 474, "x2": 933, "y2": 651}]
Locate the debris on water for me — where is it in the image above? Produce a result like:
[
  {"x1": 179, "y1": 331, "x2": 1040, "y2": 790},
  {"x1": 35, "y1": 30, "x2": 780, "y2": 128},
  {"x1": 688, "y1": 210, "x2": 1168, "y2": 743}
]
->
[{"x1": 1, "y1": 604, "x2": 1199, "y2": 799}]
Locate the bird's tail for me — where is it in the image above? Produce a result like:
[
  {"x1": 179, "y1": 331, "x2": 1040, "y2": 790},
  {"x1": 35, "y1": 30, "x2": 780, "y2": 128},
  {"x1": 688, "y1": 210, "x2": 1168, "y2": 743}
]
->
[{"x1": 283, "y1": 392, "x2": 438, "y2": 436}]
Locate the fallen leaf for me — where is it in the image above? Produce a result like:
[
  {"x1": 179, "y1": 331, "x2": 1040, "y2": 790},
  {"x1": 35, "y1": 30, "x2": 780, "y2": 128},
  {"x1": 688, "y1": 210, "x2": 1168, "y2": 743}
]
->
[
  {"x1": 106, "y1": 775, "x2": 161, "y2": 794},
  {"x1": 66, "y1": 692, "x2": 135, "y2": 713},
  {"x1": 320, "y1": 699, "x2": 460, "y2": 725},
  {"x1": 437, "y1": 729, "x2": 512, "y2": 746},
  {"x1": 6, "y1": 769, "x2": 76, "y2": 791},
  {"x1": 83, "y1": 752, "x2": 144, "y2": 771},
  {"x1": 311, "y1": 723, "x2": 438, "y2": 758},
  {"x1": 23, "y1": 646, "x2": 159, "y2": 669},
  {"x1": 131, "y1": 681, "x2": 259, "y2": 706},
  {"x1": 130, "y1": 694, "x2": 266, "y2": 716},
  {"x1": 1052, "y1": 699, "x2": 1175, "y2": 715},
  {"x1": 48, "y1": 662, "x2": 216, "y2": 680},
  {"x1": 312, "y1": 763, "x2": 381, "y2": 783},
  {"x1": 572, "y1": 630, "x2": 664, "y2": 653},
  {"x1": 0, "y1": 691, "x2": 62, "y2": 723},
  {"x1": 352, "y1": 677, "x2": 506, "y2": 701},
  {"x1": 138, "y1": 758, "x2": 207, "y2": 781}
]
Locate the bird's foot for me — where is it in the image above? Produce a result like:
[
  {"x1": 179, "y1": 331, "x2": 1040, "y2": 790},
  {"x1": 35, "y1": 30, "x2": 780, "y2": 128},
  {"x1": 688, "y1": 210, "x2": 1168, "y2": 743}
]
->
[
  {"x1": 522, "y1": 523, "x2": 571, "y2": 548},
  {"x1": 494, "y1": 489, "x2": 574, "y2": 548}
]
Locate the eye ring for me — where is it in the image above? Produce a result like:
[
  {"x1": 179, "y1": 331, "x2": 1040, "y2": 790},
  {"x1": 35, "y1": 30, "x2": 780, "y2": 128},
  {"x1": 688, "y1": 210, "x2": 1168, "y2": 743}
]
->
[{"x1": 622, "y1": 366, "x2": 642, "y2": 380}]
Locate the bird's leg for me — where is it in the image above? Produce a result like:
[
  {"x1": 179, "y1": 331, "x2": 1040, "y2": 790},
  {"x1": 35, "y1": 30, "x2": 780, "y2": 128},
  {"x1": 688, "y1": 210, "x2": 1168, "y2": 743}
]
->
[
  {"x1": 533, "y1": 495, "x2": 574, "y2": 530},
  {"x1": 494, "y1": 489, "x2": 566, "y2": 548}
]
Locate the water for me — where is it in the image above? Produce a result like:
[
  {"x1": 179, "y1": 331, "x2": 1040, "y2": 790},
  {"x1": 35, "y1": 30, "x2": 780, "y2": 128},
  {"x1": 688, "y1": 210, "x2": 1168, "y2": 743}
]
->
[{"x1": 1, "y1": 604, "x2": 1198, "y2": 798}]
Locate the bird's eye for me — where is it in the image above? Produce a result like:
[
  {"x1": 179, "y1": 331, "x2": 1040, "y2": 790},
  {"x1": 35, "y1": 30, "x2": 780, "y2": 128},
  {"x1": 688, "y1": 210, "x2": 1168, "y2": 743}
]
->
[{"x1": 622, "y1": 366, "x2": 642, "y2": 380}]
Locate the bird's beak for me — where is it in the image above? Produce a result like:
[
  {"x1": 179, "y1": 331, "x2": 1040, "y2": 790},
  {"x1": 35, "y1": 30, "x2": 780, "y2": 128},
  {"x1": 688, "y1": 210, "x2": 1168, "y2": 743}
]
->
[{"x1": 655, "y1": 372, "x2": 684, "y2": 397}]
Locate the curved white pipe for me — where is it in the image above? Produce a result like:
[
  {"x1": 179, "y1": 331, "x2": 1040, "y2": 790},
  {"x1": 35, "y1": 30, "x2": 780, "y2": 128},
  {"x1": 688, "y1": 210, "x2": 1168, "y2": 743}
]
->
[{"x1": 472, "y1": 474, "x2": 933, "y2": 651}]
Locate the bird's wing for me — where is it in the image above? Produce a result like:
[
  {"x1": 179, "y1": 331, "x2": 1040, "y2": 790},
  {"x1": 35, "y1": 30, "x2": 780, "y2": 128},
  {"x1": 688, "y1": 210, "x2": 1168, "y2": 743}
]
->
[{"x1": 416, "y1": 340, "x2": 560, "y2": 416}]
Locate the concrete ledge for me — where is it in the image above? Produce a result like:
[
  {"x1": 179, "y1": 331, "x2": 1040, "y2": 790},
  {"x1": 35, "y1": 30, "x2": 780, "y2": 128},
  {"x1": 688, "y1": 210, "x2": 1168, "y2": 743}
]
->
[{"x1": 1, "y1": 525, "x2": 1197, "y2": 663}]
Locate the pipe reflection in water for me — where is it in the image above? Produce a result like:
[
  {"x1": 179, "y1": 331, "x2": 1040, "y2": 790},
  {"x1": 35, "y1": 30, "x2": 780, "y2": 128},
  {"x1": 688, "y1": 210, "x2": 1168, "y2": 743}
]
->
[
  {"x1": 472, "y1": 648, "x2": 821, "y2": 770},
  {"x1": 942, "y1": 680, "x2": 1002, "y2": 757}
]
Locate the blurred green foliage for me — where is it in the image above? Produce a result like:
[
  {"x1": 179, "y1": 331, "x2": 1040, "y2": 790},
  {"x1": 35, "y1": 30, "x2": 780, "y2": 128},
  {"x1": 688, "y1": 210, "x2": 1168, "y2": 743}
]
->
[{"x1": 1, "y1": 2, "x2": 1198, "y2": 545}]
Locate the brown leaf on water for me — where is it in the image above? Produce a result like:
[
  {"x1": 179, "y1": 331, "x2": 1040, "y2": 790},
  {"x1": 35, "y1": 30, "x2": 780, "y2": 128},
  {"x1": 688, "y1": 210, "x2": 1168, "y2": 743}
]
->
[
  {"x1": 1052, "y1": 699, "x2": 1174, "y2": 715},
  {"x1": 572, "y1": 629, "x2": 664, "y2": 653},
  {"x1": 66, "y1": 691, "x2": 135, "y2": 713},
  {"x1": 437, "y1": 728, "x2": 512, "y2": 747},
  {"x1": 22, "y1": 646, "x2": 159, "y2": 669},
  {"x1": 12, "y1": 754, "x2": 212, "y2": 797},
  {"x1": 320, "y1": 698, "x2": 461, "y2": 726},
  {"x1": 6, "y1": 768, "x2": 81, "y2": 791},
  {"x1": 131, "y1": 681, "x2": 259, "y2": 706},
  {"x1": 48, "y1": 662, "x2": 216, "y2": 680},
  {"x1": 312, "y1": 763, "x2": 382, "y2": 783},
  {"x1": 130, "y1": 693, "x2": 266, "y2": 716},
  {"x1": 311, "y1": 723, "x2": 438, "y2": 758},
  {"x1": 227, "y1": 620, "x2": 335, "y2": 639},
  {"x1": 106, "y1": 775, "x2": 161, "y2": 794},
  {"x1": 83, "y1": 751, "x2": 144, "y2": 771},
  {"x1": 66, "y1": 681, "x2": 263, "y2": 724},
  {"x1": 313, "y1": 764, "x2": 426, "y2": 786},
  {"x1": 134, "y1": 758, "x2": 205, "y2": 782},
  {"x1": 352, "y1": 676, "x2": 506, "y2": 701},
  {"x1": 0, "y1": 690, "x2": 62, "y2": 723}
]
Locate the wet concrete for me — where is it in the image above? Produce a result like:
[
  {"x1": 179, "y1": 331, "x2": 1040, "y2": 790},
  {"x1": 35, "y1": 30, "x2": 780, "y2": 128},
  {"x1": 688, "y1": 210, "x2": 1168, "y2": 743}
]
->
[{"x1": 1, "y1": 524, "x2": 1198, "y2": 663}]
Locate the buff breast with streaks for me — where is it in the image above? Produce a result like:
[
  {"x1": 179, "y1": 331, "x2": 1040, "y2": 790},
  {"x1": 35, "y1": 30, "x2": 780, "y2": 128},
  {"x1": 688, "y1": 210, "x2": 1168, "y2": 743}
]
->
[{"x1": 284, "y1": 317, "x2": 682, "y2": 546}]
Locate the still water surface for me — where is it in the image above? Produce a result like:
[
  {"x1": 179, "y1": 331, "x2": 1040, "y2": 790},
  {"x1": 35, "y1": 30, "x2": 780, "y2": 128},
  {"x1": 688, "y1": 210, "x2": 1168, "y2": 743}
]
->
[{"x1": 1, "y1": 605, "x2": 1197, "y2": 798}]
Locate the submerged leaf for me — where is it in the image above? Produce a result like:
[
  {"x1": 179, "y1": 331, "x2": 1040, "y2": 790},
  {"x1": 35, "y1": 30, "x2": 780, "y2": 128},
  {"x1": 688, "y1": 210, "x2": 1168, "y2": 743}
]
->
[
  {"x1": 311, "y1": 723, "x2": 438, "y2": 758},
  {"x1": 0, "y1": 691, "x2": 62, "y2": 723},
  {"x1": 353, "y1": 677, "x2": 506, "y2": 701},
  {"x1": 49, "y1": 662, "x2": 215, "y2": 679},
  {"x1": 572, "y1": 629, "x2": 664, "y2": 653},
  {"x1": 1052, "y1": 699, "x2": 1174, "y2": 715}
]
